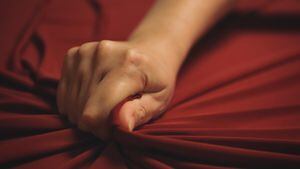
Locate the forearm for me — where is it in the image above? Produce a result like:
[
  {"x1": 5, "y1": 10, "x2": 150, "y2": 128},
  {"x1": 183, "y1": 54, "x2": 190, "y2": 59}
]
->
[
  {"x1": 59, "y1": 1, "x2": 236, "y2": 136},
  {"x1": 129, "y1": 0, "x2": 235, "y2": 73}
]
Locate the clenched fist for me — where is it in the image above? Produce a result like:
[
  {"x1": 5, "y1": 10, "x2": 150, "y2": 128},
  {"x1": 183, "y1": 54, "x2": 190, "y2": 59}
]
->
[
  {"x1": 57, "y1": 40, "x2": 176, "y2": 139},
  {"x1": 56, "y1": 0, "x2": 233, "y2": 140}
]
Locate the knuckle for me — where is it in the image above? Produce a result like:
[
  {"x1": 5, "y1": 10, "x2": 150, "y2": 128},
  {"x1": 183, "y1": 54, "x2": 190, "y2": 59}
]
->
[
  {"x1": 81, "y1": 42, "x2": 96, "y2": 49},
  {"x1": 97, "y1": 40, "x2": 113, "y2": 58},
  {"x1": 79, "y1": 42, "x2": 96, "y2": 56},
  {"x1": 122, "y1": 50, "x2": 147, "y2": 88},
  {"x1": 78, "y1": 45, "x2": 88, "y2": 56},
  {"x1": 124, "y1": 48, "x2": 144, "y2": 66},
  {"x1": 65, "y1": 46, "x2": 79, "y2": 64},
  {"x1": 122, "y1": 66, "x2": 146, "y2": 90},
  {"x1": 67, "y1": 46, "x2": 79, "y2": 56},
  {"x1": 98, "y1": 40, "x2": 112, "y2": 51}
]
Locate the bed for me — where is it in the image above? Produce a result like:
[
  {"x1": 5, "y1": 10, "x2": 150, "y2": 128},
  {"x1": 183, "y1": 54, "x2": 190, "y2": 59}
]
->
[{"x1": 0, "y1": 0, "x2": 300, "y2": 168}]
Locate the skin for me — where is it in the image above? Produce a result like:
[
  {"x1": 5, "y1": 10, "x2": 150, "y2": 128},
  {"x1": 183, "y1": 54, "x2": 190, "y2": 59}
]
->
[{"x1": 57, "y1": 0, "x2": 235, "y2": 140}]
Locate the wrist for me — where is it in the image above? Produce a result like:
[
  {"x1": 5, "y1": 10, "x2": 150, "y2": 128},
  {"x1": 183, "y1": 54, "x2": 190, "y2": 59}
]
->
[{"x1": 128, "y1": 33, "x2": 187, "y2": 75}]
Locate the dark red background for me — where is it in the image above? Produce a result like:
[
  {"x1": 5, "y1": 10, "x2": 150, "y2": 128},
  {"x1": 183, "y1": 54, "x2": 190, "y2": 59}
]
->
[{"x1": 0, "y1": 0, "x2": 300, "y2": 168}]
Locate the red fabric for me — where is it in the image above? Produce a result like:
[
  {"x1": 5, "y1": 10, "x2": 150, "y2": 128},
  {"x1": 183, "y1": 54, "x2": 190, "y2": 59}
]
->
[{"x1": 1, "y1": 0, "x2": 300, "y2": 168}]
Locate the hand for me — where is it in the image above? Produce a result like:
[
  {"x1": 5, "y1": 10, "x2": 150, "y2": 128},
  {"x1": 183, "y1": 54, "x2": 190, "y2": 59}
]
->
[{"x1": 57, "y1": 40, "x2": 176, "y2": 139}]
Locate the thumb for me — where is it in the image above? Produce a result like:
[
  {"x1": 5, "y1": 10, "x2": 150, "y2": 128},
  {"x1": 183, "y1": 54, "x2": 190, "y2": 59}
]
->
[{"x1": 113, "y1": 94, "x2": 164, "y2": 131}]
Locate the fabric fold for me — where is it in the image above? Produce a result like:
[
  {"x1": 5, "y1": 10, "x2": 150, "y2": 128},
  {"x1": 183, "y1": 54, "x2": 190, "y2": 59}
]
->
[{"x1": 0, "y1": 0, "x2": 299, "y2": 168}]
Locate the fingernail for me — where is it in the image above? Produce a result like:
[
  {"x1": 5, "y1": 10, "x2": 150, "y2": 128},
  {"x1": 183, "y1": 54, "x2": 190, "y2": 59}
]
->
[{"x1": 127, "y1": 117, "x2": 135, "y2": 131}]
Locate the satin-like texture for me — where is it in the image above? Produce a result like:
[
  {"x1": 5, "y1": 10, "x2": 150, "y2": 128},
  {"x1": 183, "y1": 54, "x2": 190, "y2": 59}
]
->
[{"x1": 0, "y1": 0, "x2": 300, "y2": 168}]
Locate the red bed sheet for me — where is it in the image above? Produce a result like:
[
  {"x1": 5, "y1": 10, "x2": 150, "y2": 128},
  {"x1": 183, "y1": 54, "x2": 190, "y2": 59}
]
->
[{"x1": 0, "y1": 0, "x2": 300, "y2": 168}]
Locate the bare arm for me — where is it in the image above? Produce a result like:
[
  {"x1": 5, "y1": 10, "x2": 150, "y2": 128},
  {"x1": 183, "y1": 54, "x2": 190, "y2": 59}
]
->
[
  {"x1": 57, "y1": 0, "x2": 235, "y2": 140},
  {"x1": 130, "y1": 0, "x2": 234, "y2": 73}
]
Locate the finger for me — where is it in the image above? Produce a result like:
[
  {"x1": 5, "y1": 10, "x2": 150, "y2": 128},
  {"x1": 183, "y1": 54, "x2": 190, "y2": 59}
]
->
[
  {"x1": 80, "y1": 67, "x2": 145, "y2": 139},
  {"x1": 57, "y1": 78, "x2": 66, "y2": 115},
  {"x1": 57, "y1": 57, "x2": 68, "y2": 115},
  {"x1": 77, "y1": 42, "x2": 108, "y2": 132},
  {"x1": 77, "y1": 41, "x2": 115, "y2": 132},
  {"x1": 79, "y1": 40, "x2": 119, "y2": 116},
  {"x1": 64, "y1": 46, "x2": 79, "y2": 123},
  {"x1": 57, "y1": 47, "x2": 77, "y2": 116},
  {"x1": 114, "y1": 93, "x2": 166, "y2": 131},
  {"x1": 75, "y1": 42, "x2": 99, "y2": 121}
]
